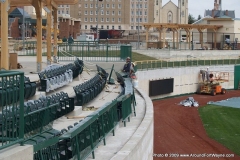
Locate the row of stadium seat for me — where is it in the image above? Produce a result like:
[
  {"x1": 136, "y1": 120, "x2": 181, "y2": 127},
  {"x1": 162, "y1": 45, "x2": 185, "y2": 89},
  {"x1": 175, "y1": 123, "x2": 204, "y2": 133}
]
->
[
  {"x1": 38, "y1": 58, "x2": 84, "y2": 92},
  {"x1": 73, "y1": 74, "x2": 106, "y2": 106},
  {"x1": 0, "y1": 76, "x2": 36, "y2": 107},
  {"x1": 0, "y1": 91, "x2": 74, "y2": 139},
  {"x1": 42, "y1": 70, "x2": 73, "y2": 92}
]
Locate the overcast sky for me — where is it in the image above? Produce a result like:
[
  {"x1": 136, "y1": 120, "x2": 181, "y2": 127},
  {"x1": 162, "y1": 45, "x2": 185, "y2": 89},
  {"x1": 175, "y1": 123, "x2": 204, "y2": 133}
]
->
[{"x1": 162, "y1": 0, "x2": 240, "y2": 18}]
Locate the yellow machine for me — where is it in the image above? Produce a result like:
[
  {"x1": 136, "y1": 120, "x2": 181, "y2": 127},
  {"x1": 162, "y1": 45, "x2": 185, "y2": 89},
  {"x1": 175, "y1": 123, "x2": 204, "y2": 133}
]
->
[{"x1": 197, "y1": 71, "x2": 229, "y2": 96}]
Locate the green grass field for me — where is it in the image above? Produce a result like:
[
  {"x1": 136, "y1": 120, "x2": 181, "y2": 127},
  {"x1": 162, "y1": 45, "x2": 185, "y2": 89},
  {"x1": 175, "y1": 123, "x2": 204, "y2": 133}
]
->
[{"x1": 199, "y1": 105, "x2": 240, "y2": 155}]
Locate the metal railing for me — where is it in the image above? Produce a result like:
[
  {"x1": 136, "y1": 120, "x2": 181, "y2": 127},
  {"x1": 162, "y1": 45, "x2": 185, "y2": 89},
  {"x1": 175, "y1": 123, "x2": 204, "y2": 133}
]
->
[
  {"x1": 57, "y1": 41, "x2": 126, "y2": 62},
  {"x1": 134, "y1": 59, "x2": 240, "y2": 71},
  {"x1": 0, "y1": 70, "x2": 24, "y2": 150},
  {"x1": 118, "y1": 94, "x2": 132, "y2": 127}
]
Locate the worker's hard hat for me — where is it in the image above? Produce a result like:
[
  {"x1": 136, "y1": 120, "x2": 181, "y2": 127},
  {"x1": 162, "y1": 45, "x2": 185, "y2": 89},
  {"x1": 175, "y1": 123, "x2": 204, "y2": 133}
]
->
[{"x1": 126, "y1": 57, "x2": 130, "y2": 60}]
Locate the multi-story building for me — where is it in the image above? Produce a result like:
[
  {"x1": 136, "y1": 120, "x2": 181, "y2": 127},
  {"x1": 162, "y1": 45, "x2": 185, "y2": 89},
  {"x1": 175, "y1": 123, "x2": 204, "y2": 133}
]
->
[
  {"x1": 70, "y1": 0, "x2": 154, "y2": 33},
  {"x1": 154, "y1": 0, "x2": 188, "y2": 24}
]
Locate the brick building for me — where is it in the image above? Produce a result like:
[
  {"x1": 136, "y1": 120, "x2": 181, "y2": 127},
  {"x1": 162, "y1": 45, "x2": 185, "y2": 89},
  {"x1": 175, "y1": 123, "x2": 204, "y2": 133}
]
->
[
  {"x1": 6, "y1": 6, "x2": 81, "y2": 40},
  {"x1": 58, "y1": 14, "x2": 81, "y2": 39}
]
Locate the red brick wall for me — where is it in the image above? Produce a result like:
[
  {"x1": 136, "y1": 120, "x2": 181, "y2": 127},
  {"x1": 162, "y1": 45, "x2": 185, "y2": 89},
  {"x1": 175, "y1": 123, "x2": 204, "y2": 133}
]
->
[
  {"x1": 73, "y1": 21, "x2": 81, "y2": 38},
  {"x1": 10, "y1": 17, "x2": 20, "y2": 38},
  {"x1": 59, "y1": 19, "x2": 70, "y2": 39},
  {"x1": 59, "y1": 19, "x2": 81, "y2": 39},
  {"x1": 0, "y1": 17, "x2": 20, "y2": 38}
]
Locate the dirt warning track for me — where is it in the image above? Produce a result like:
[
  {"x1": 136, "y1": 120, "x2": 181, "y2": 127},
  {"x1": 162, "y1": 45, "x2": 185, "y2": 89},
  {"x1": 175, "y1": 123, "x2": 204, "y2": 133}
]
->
[{"x1": 153, "y1": 90, "x2": 240, "y2": 160}]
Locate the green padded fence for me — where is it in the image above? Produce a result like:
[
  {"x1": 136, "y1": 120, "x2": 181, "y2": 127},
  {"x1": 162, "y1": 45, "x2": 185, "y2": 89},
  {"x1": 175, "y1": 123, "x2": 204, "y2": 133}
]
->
[
  {"x1": 234, "y1": 65, "x2": 240, "y2": 90},
  {"x1": 134, "y1": 59, "x2": 240, "y2": 71},
  {"x1": 0, "y1": 70, "x2": 24, "y2": 150}
]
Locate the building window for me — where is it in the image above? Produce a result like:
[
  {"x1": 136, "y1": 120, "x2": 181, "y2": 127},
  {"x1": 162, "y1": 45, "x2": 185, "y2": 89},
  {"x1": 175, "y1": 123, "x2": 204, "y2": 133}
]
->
[
  {"x1": 96, "y1": 11, "x2": 98, "y2": 15},
  {"x1": 118, "y1": 25, "x2": 121, "y2": 29},
  {"x1": 182, "y1": 11, "x2": 184, "y2": 17},
  {"x1": 90, "y1": 4, "x2": 93, "y2": 8},
  {"x1": 95, "y1": 18, "x2": 98, "y2": 22},
  {"x1": 112, "y1": 26, "x2": 114, "y2": 29},
  {"x1": 106, "y1": 4, "x2": 109, "y2": 8},
  {"x1": 106, "y1": 18, "x2": 109, "y2": 22},
  {"x1": 66, "y1": 10, "x2": 69, "y2": 14},
  {"x1": 101, "y1": 18, "x2": 104, "y2": 22},
  {"x1": 145, "y1": 3, "x2": 147, "y2": 8},
  {"x1": 90, "y1": 11, "x2": 93, "y2": 15},
  {"x1": 106, "y1": 11, "x2": 109, "y2": 15},
  {"x1": 85, "y1": 18, "x2": 87, "y2": 22},
  {"x1": 118, "y1": 4, "x2": 121, "y2": 8},
  {"x1": 112, "y1": 18, "x2": 115, "y2": 22},
  {"x1": 112, "y1": 11, "x2": 115, "y2": 15},
  {"x1": 95, "y1": 4, "x2": 98, "y2": 8},
  {"x1": 62, "y1": 10, "x2": 64, "y2": 14},
  {"x1": 168, "y1": 12, "x2": 173, "y2": 23},
  {"x1": 182, "y1": 0, "x2": 184, "y2": 6},
  {"x1": 131, "y1": 26, "x2": 133, "y2": 29},
  {"x1": 140, "y1": 26, "x2": 142, "y2": 29},
  {"x1": 90, "y1": 18, "x2": 93, "y2": 22},
  {"x1": 156, "y1": 10, "x2": 158, "y2": 16},
  {"x1": 131, "y1": 18, "x2": 134, "y2": 22},
  {"x1": 156, "y1": 0, "x2": 158, "y2": 5},
  {"x1": 101, "y1": 10, "x2": 104, "y2": 15},
  {"x1": 118, "y1": 11, "x2": 121, "y2": 15},
  {"x1": 112, "y1": 4, "x2": 115, "y2": 8},
  {"x1": 144, "y1": 18, "x2": 147, "y2": 22},
  {"x1": 107, "y1": 25, "x2": 109, "y2": 29},
  {"x1": 85, "y1": 4, "x2": 88, "y2": 8},
  {"x1": 58, "y1": 11, "x2": 60, "y2": 14},
  {"x1": 118, "y1": 18, "x2": 121, "y2": 22},
  {"x1": 101, "y1": 25, "x2": 104, "y2": 29},
  {"x1": 85, "y1": 25, "x2": 87, "y2": 29}
]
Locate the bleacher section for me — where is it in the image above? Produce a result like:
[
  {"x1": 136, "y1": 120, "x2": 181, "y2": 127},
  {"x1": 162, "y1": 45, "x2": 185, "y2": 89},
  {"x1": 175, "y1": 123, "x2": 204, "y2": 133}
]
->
[
  {"x1": 38, "y1": 58, "x2": 83, "y2": 92},
  {"x1": 0, "y1": 61, "x2": 136, "y2": 160}
]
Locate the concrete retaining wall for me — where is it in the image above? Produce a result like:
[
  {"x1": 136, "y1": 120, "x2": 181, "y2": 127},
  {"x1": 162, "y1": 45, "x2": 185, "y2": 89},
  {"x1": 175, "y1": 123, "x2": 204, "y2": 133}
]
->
[
  {"x1": 134, "y1": 50, "x2": 240, "y2": 59},
  {"x1": 111, "y1": 88, "x2": 154, "y2": 160},
  {"x1": 136, "y1": 65, "x2": 234, "y2": 99}
]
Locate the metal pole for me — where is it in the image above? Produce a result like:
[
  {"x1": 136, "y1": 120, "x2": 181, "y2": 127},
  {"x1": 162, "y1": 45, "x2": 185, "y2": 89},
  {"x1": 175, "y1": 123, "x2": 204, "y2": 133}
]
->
[
  {"x1": 137, "y1": 2, "x2": 140, "y2": 49},
  {"x1": 22, "y1": 7, "x2": 25, "y2": 51},
  {"x1": 96, "y1": 0, "x2": 99, "y2": 41}
]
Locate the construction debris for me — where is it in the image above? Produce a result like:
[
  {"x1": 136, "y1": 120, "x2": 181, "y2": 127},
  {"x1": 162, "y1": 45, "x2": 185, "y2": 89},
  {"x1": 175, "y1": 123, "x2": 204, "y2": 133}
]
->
[{"x1": 179, "y1": 97, "x2": 199, "y2": 107}]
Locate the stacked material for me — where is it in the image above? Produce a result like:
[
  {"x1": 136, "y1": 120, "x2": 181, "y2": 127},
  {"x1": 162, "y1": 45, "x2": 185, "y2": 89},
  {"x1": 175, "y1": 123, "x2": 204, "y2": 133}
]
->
[{"x1": 179, "y1": 97, "x2": 199, "y2": 107}]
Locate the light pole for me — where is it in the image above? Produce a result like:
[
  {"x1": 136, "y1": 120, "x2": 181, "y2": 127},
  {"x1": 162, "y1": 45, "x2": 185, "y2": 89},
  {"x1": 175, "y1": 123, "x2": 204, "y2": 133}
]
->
[
  {"x1": 137, "y1": 2, "x2": 140, "y2": 49},
  {"x1": 96, "y1": 0, "x2": 99, "y2": 41},
  {"x1": 22, "y1": 7, "x2": 25, "y2": 51},
  {"x1": 96, "y1": 0, "x2": 103, "y2": 41}
]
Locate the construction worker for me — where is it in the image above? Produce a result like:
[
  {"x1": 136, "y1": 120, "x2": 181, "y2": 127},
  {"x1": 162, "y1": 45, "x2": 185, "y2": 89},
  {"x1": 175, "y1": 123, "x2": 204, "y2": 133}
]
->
[{"x1": 122, "y1": 57, "x2": 135, "y2": 77}]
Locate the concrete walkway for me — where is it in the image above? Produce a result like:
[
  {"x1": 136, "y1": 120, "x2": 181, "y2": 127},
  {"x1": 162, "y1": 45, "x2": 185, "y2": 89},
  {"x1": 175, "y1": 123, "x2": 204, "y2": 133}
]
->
[{"x1": 86, "y1": 90, "x2": 145, "y2": 160}]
